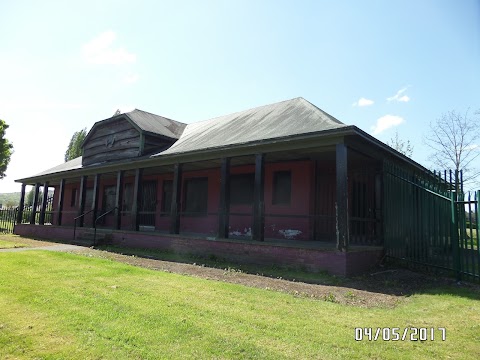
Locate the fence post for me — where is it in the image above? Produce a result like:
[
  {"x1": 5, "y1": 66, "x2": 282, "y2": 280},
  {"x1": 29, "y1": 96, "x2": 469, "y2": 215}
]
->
[{"x1": 450, "y1": 192, "x2": 461, "y2": 281}]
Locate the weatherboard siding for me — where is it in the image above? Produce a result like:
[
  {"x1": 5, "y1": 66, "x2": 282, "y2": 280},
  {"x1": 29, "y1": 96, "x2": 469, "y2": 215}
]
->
[{"x1": 82, "y1": 119, "x2": 141, "y2": 166}]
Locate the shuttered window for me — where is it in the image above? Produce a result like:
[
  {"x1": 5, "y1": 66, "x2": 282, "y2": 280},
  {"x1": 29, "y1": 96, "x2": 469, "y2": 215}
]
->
[
  {"x1": 184, "y1": 177, "x2": 208, "y2": 214},
  {"x1": 272, "y1": 171, "x2": 291, "y2": 205}
]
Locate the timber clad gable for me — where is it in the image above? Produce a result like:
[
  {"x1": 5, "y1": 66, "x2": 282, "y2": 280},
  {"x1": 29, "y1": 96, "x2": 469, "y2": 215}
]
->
[{"x1": 82, "y1": 110, "x2": 186, "y2": 166}]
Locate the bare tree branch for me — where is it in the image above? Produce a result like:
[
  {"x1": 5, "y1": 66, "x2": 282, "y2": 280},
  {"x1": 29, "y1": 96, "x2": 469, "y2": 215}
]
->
[{"x1": 423, "y1": 109, "x2": 480, "y2": 187}]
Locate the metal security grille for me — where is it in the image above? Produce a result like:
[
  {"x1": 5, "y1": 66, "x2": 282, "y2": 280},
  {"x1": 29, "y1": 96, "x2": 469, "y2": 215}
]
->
[
  {"x1": 383, "y1": 162, "x2": 479, "y2": 281},
  {"x1": 0, "y1": 208, "x2": 17, "y2": 233},
  {"x1": 139, "y1": 180, "x2": 157, "y2": 227}
]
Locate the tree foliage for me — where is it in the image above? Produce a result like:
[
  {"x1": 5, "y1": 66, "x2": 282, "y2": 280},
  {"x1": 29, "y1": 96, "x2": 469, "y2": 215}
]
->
[
  {"x1": 65, "y1": 128, "x2": 87, "y2": 162},
  {"x1": 0, "y1": 119, "x2": 14, "y2": 179},
  {"x1": 387, "y1": 131, "x2": 414, "y2": 157},
  {"x1": 424, "y1": 109, "x2": 480, "y2": 186}
]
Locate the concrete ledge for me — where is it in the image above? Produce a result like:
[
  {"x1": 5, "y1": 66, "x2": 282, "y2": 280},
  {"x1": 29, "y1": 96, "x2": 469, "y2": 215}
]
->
[{"x1": 14, "y1": 224, "x2": 384, "y2": 276}]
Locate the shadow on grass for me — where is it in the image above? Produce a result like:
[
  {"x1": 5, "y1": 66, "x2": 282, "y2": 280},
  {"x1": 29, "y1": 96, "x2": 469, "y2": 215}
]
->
[
  {"x1": 6, "y1": 233, "x2": 480, "y2": 301},
  {"x1": 95, "y1": 244, "x2": 480, "y2": 300}
]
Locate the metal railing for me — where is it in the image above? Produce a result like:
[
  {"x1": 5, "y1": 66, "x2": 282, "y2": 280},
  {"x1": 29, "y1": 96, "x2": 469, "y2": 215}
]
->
[
  {"x1": 73, "y1": 209, "x2": 94, "y2": 240},
  {"x1": 93, "y1": 207, "x2": 118, "y2": 246}
]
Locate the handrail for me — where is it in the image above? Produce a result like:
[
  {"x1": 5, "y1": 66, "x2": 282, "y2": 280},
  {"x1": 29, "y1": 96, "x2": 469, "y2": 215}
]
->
[
  {"x1": 73, "y1": 209, "x2": 95, "y2": 240},
  {"x1": 93, "y1": 206, "x2": 118, "y2": 246}
]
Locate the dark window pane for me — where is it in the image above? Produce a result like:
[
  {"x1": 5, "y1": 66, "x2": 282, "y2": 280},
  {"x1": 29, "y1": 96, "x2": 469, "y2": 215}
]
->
[
  {"x1": 70, "y1": 188, "x2": 77, "y2": 207},
  {"x1": 102, "y1": 186, "x2": 116, "y2": 211},
  {"x1": 123, "y1": 183, "x2": 133, "y2": 211},
  {"x1": 162, "y1": 180, "x2": 173, "y2": 213},
  {"x1": 85, "y1": 188, "x2": 94, "y2": 209},
  {"x1": 230, "y1": 173, "x2": 254, "y2": 205},
  {"x1": 140, "y1": 181, "x2": 157, "y2": 212},
  {"x1": 184, "y1": 177, "x2": 208, "y2": 214},
  {"x1": 272, "y1": 171, "x2": 291, "y2": 205}
]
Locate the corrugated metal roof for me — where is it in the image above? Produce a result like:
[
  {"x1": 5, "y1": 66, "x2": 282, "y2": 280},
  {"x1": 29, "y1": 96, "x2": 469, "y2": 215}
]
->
[
  {"x1": 31, "y1": 156, "x2": 83, "y2": 177},
  {"x1": 17, "y1": 97, "x2": 353, "y2": 182},
  {"x1": 155, "y1": 97, "x2": 347, "y2": 156},
  {"x1": 126, "y1": 109, "x2": 187, "y2": 139}
]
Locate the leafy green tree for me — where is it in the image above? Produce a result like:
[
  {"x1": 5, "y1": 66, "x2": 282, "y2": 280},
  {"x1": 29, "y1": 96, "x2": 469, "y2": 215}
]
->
[
  {"x1": 0, "y1": 119, "x2": 14, "y2": 179},
  {"x1": 26, "y1": 187, "x2": 43, "y2": 207},
  {"x1": 65, "y1": 128, "x2": 87, "y2": 162}
]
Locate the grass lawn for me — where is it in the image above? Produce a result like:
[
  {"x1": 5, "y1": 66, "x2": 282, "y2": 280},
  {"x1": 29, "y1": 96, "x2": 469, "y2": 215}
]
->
[
  {"x1": 0, "y1": 251, "x2": 479, "y2": 359},
  {"x1": 0, "y1": 239, "x2": 27, "y2": 249}
]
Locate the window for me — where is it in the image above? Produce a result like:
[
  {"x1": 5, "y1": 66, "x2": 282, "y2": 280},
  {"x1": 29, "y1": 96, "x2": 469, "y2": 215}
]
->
[
  {"x1": 162, "y1": 180, "x2": 173, "y2": 213},
  {"x1": 84, "y1": 188, "x2": 94, "y2": 209},
  {"x1": 102, "y1": 186, "x2": 116, "y2": 211},
  {"x1": 70, "y1": 188, "x2": 77, "y2": 207},
  {"x1": 184, "y1": 177, "x2": 208, "y2": 214},
  {"x1": 272, "y1": 171, "x2": 291, "y2": 205},
  {"x1": 230, "y1": 173, "x2": 254, "y2": 205},
  {"x1": 122, "y1": 183, "x2": 133, "y2": 212}
]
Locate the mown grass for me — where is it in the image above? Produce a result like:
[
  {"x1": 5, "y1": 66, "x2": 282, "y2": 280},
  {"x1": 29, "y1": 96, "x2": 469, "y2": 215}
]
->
[
  {"x1": 0, "y1": 251, "x2": 479, "y2": 359},
  {"x1": 0, "y1": 239, "x2": 26, "y2": 249}
]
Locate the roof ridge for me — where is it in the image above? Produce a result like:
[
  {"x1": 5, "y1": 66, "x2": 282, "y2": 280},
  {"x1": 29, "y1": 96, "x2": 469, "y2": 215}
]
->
[
  {"x1": 129, "y1": 108, "x2": 187, "y2": 126},
  {"x1": 189, "y1": 97, "x2": 305, "y2": 126},
  {"x1": 297, "y1": 98, "x2": 345, "y2": 125}
]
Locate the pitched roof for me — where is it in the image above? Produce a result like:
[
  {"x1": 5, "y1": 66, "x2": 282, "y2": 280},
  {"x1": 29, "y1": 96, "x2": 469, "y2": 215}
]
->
[
  {"x1": 125, "y1": 109, "x2": 187, "y2": 139},
  {"x1": 83, "y1": 109, "x2": 187, "y2": 146},
  {"x1": 156, "y1": 97, "x2": 347, "y2": 156},
  {"x1": 31, "y1": 156, "x2": 83, "y2": 177}
]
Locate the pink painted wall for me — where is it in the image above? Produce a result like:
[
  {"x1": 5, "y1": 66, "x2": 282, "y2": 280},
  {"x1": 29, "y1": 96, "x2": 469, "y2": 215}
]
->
[{"x1": 51, "y1": 160, "x2": 317, "y2": 241}]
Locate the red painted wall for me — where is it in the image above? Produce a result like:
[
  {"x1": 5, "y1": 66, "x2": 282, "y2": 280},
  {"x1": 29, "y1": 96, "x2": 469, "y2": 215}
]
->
[{"x1": 52, "y1": 160, "x2": 316, "y2": 241}]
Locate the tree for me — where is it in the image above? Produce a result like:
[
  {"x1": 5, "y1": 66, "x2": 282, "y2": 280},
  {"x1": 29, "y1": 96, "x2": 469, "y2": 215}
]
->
[
  {"x1": 387, "y1": 131, "x2": 414, "y2": 157},
  {"x1": 424, "y1": 109, "x2": 480, "y2": 187},
  {"x1": 0, "y1": 119, "x2": 14, "y2": 179},
  {"x1": 65, "y1": 128, "x2": 87, "y2": 162}
]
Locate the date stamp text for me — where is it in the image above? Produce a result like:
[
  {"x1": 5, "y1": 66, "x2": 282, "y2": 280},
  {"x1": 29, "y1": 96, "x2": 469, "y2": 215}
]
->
[{"x1": 355, "y1": 327, "x2": 446, "y2": 341}]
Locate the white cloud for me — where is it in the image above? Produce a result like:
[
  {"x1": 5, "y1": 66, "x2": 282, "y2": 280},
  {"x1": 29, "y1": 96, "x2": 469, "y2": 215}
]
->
[
  {"x1": 387, "y1": 87, "x2": 410, "y2": 102},
  {"x1": 371, "y1": 115, "x2": 404, "y2": 135},
  {"x1": 352, "y1": 97, "x2": 374, "y2": 107},
  {"x1": 123, "y1": 73, "x2": 139, "y2": 84},
  {"x1": 82, "y1": 31, "x2": 136, "y2": 65}
]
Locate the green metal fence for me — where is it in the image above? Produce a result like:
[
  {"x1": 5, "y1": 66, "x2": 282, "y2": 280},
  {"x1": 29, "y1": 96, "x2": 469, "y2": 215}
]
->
[
  {"x1": 0, "y1": 208, "x2": 17, "y2": 233},
  {"x1": 384, "y1": 162, "x2": 479, "y2": 281}
]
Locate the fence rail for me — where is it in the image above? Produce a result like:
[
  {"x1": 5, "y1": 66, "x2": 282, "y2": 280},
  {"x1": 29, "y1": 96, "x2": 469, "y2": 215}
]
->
[
  {"x1": 0, "y1": 208, "x2": 17, "y2": 233},
  {"x1": 384, "y1": 162, "x2": 479, "y2": 281}
]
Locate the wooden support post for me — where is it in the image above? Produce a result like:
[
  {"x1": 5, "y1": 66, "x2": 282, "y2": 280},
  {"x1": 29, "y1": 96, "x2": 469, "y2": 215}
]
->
[
  {"x1": 56, "y1": 179, "x2": 65, "y2": 226},
  {"x1": 78, "y1": 175, "x2": 87, "y2": 227},
  {"x1": 170, "y1": 163, "x2": 182, "y2": 234},
  {"x1": 132, "y1": 168, "x2": 143, "y2": 231},
  {"x1": 39, "y1": 182, "x2": 49, "y2": 225},
  {"x1": 218, "y1": 157, "x2": 231, "y2": 238},
  {"x1": 16, "y1": 183, "x2": 26, "y2": 225},
  {"x1": 30, "y1": 183, "x2": 40, "y2": 224},
  {"x1": 91, "y1": 174, "x2": 101, "y2": 226},
  {"x1": 114, "y1": 170, "x2": 124, "y2": 230},
  {"x1": 253, "y1": 154, "x2": 265, "y2": 241},
  {"x1": 336, "y1": 143, "x2": 349, "y2": 251},
  {"x1": 311, "y1": 160, "x2": 319, "y2": 241}
]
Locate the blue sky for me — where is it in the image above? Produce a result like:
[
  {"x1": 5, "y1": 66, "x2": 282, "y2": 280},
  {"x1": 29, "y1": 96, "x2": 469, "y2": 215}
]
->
[{"x1": 0, "y1": 0, "x2": 479, "y2": 193}]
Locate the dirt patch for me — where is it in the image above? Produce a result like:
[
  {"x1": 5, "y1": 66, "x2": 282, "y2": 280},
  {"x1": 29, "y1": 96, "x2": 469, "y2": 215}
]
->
[{"x1": 4, "y1": 235, "x2": 476, "y2": 308}]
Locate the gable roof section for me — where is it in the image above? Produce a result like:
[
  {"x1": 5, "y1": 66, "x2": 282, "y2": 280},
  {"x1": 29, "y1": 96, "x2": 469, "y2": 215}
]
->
[
  {"x1": 156, "y1": 97, "x2": 347, "y2": 156},
  {"x1": 83, "y1": 109, "x2": 187, "y2": 146},
  {"x1": 126, "y1": 109, "x2": 187, "y2": 138}
]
